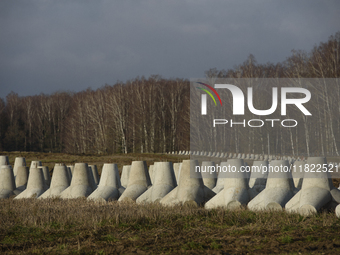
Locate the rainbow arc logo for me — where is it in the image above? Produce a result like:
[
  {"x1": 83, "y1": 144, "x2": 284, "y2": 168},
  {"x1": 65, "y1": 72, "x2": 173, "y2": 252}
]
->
[{"x1": 196, "y1": 82, "x2": 222, "y2": 115}]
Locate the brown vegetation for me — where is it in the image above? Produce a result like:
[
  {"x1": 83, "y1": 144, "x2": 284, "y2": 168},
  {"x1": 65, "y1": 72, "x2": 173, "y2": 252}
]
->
[{"x1": 0, "y1": 198, "x2": 340, "y2": 254}]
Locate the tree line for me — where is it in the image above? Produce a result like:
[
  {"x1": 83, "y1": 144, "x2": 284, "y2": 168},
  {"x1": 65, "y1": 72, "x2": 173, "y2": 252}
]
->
[
  {"x1": 0, "y1": 32, "x2": 339, "y2": 155},
  {"x1": 0, "y1": 77, "x2": 189, "y2": 154}
]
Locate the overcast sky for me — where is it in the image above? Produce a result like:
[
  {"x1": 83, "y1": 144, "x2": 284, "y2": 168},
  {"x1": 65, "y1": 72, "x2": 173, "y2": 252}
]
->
[{"x1": 0, "y1": 0, "x2": 339, "y2": 99}]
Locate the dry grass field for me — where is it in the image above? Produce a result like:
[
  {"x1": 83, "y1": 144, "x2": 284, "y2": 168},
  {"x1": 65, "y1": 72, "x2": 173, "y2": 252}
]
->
[
  {"x1": 1, "y1": 199, "x2": 340, "y2": 254},
  {"x1": 1, "y1": 152, "x2": 340, "y2": 254}
]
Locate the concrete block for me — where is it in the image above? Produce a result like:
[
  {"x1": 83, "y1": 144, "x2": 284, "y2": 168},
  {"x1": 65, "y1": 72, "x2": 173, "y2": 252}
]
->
[
  {"x1": 118, "y1": 161, "x2": 151, "y2": 202},
  {"x1": 205, "y1": 159, "x2": 250, "y2": 210},
  {"x1": 59, "y1": 163, "x2": 96, "y2": 199},
  {"x1": 89, "y1": 165, "x2": 100, "y2": 185},
  {"x1": 39, "y1": 166, "x2": 51, "y2": 187},
  {"x1": 173, "y1": 163, "x2": 182, "y2": 184},
  {"x1": 14, "y1": 166, "x2": 29, "y2": 195},
  {"x1": 137, "y1": 162, "x2": 177, "y2": 204},
  {"x1": 15, "y1": 167, "x2": 47, "y2": 199},
  {"x1": 201, "y1": 161, "x2": 217, "y2": 190},
  {"x1": 0, "y1": 165, "x2": 16, "y2": 198},
  {"x1": 160, "y1": 160, "x2": 215, "y2": 206},
  {"x1": 13, "y1": 157, "x2": 26, "y2": 176},
  {"x1": 286, "y1": 157, "x2": 336, "y2": 216},
  {"x1": 120, "y1": 165, "x2": 131, "y2": 188},
  {"x1": 248, "y1": 160, "x2": 294, "y2": 211},
  {"x1": 88, "y1": 163, "x2": 125, "y2": 201},
  {"x1": 248, "y1": 160, "x2": 269, "y2": 199},
  {"x1": 0, "y1": 155, "x2": 9, "y2": 166},
  {"x1": 40, "y1": 164, "x2": 71, "y2": 198}
]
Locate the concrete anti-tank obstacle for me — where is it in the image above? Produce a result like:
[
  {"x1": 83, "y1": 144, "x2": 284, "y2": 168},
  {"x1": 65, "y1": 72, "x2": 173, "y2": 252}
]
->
[
  {"x1": 118, "y1": 161, "x2": 151, "y2": 202},
  {"x1": 59, "y1": 163, "x2": 96, "y2": 199},
  {"x1": 0, "y1": 165, "x2": 16, "y2": 198},
  {"x1": 137, "y1": 162, "x2": 177, "y2": 204},
  {"x1": 286, "y1": 157, "x2": 340, "y2": 216},
  {"x1": 0, "y1": 155, "x2": 9, "y2": 166},
  {"x1": 13, "y1": 157, "x2": 26, "y2": 176},
  {"x1": 88, "y1": 163, "x2": 125, "y2": 201},
  {"x1": 248, "y1": 160, "x2": 269, "y2": 199},
  {"x1": 120, "y1": 165, "x2": 131, "y2": 188},
  {"x1": 212, "y1": 161, "x2": 230, "y2": 194},
  {"x1": 248, "y1": 160, "x2": 295, "y2": 211},
  {"x1": 39, "y1": 164, "x2": 71, "y2": 198},
  {"x1": 212, "y1": 163, "x2": 225, "y2": 194},
  {"x1": 30, "y1": 161, "x2": 42, "y2": 169},
  {"x1": 89, "y1": 165, "x2": 100, "y2": 185},
  {"x1": 160, "y1": 160, "x2": 215, "y2": 207},
  {"x1": 173, "y1": 163, "x2": 182, "y2": 183},
  {"x1": 15, "y1": 167, "x2": 48, "y2": 199},
  {"x1": 292, "y1": 160, "x2": 305, "y2": 190},
  {"x1": 13, "y1": 166, "x2": 29, "y2": 195},
  {"x1": 68, "y1": 165, "x2": 75, "y2": 175},
  {"x1": 148, "y1": 165, "x2": 154, "y2": 184},
  {"x1": 205, "y1": 159, "x2": 250, "y2": 210},
  {"x1": 39, "y1": 166, "x2": 51, "y2": 187},
  {"x1": 201, "y1": 161, "x2": 217, "y2": 190},
  {"x1": 336, "y1": 204, "x2": 340, "y2": 218}
]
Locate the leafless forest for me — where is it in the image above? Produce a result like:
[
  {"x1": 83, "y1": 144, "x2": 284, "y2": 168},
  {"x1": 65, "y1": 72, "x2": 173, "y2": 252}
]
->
[{"x1": 0, "y1": 32, "x2": 339, "y2": 155}]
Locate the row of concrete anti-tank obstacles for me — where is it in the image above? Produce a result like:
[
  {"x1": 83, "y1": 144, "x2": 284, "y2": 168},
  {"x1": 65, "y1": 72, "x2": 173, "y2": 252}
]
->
[
  {"x1": 170, "y1": 151, "x2": 308, "y2": 162},
  {"x1": 0, "y1": 155, "x2": 340, "y2": 218},
  {"x1": 171, "y1": 151, "x2": 272, "y2": 158}
]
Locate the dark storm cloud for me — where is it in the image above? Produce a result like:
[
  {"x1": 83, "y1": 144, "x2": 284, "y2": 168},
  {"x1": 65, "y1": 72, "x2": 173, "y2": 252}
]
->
[{"x1": 0, "y1": 0, "x2": 339, "y2": 98}]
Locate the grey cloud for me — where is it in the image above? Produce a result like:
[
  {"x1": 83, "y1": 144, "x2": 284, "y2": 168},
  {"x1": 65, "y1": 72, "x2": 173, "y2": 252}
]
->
[{"x1": 0, "y1": 0, "x2": 339, "y2": 98}]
